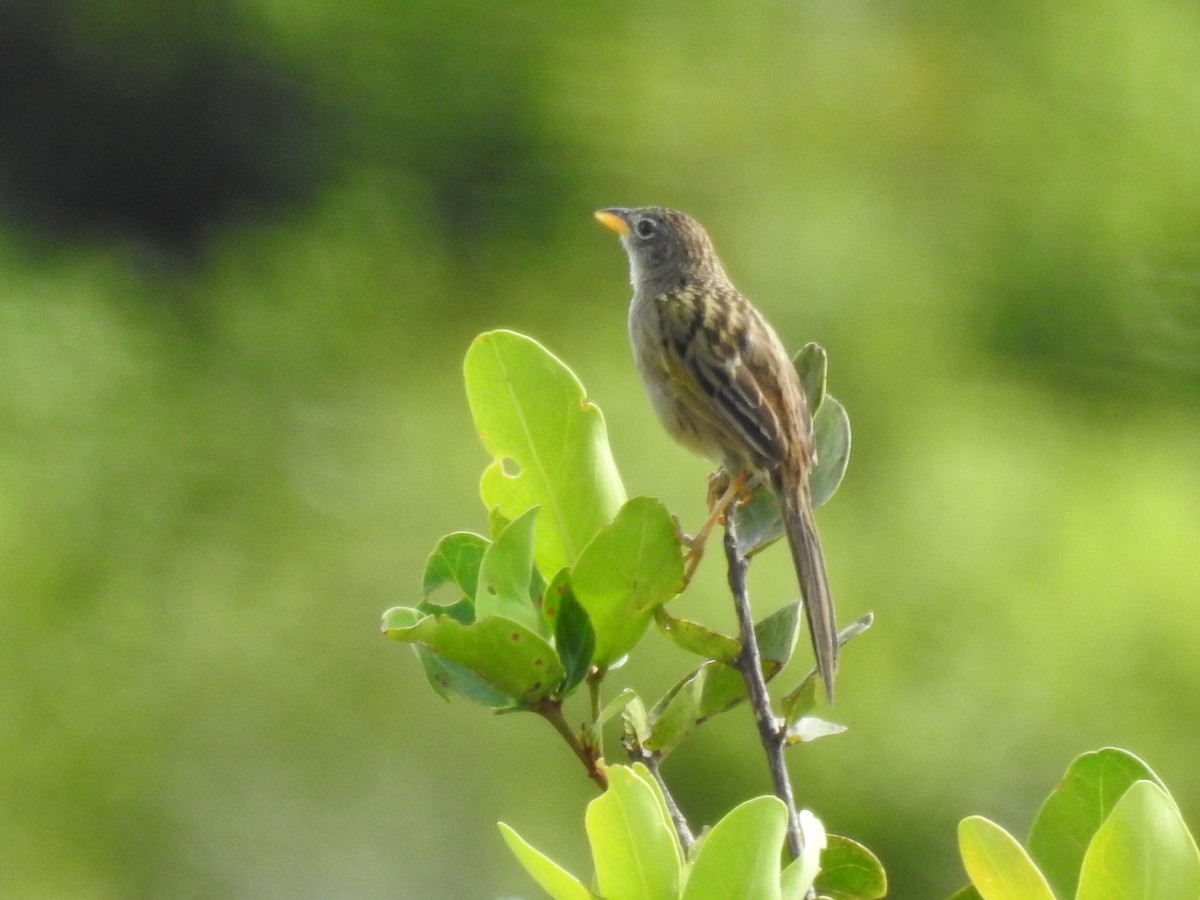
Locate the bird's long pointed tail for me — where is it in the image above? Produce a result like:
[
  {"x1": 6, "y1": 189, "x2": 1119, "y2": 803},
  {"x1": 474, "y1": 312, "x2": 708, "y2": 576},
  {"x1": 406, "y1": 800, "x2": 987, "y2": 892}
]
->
[{"x1": 775, "y1": 474, "x2": 838, "y2": 702}]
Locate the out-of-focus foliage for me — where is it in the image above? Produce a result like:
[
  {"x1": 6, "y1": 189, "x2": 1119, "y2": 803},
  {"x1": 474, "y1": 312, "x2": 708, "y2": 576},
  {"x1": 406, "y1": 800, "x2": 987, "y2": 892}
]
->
[
  {"x1": 503, "y1": 765, "x2": 884, "y2": 900},
  {"x1": 956, "y1": 748, "x2": 1200, "y2": 900},
  {"x1": 0, "y1": 0, "x2": 327, "y2": 248},
  {"x1": 1, "y1": 0, "x2": 1198, "y2": 896}
]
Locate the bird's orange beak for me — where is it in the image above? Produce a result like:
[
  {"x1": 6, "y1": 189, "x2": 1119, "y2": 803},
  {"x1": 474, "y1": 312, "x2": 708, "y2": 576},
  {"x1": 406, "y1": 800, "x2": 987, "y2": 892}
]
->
[{"x1": 594, "y1": 209, "x2": 630, "y2": 236}]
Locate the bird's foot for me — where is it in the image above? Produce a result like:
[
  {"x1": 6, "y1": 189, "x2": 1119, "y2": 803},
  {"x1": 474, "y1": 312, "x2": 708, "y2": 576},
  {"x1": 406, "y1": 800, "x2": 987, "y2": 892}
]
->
[
  {"x1": 679, "y1": 470, "x2": 751, "y2": 588},
  {"x1": 705, "y1": 470, "x2": 732, "y2": 516},
  {"x1": 672, "y1": 515, "x2": 698, "y2": 551}
]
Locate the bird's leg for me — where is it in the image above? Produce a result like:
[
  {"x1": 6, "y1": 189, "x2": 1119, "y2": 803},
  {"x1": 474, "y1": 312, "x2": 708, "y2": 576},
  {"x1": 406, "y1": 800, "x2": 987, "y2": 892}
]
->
[
  {"x1": 675, "y1": 472, "x2": 731, "y2": 550},
  {"x1": 681, "y1": 470, "x2": 750, "y2": 587}
]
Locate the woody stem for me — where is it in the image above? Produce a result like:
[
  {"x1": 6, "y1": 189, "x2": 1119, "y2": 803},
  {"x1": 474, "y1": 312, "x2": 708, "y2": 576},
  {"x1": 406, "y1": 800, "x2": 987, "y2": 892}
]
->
[{"x1": 723, "y1": 513, "x2": 805, "y2": 863}]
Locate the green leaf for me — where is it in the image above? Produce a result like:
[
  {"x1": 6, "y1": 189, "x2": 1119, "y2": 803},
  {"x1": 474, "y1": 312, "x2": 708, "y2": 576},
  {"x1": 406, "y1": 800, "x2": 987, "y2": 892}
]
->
[
  {"x1": 596, "y1": 688, "x2": 639, "y2": 730},
  {"x1": 572, "y1": 496, "x2": 683, "y2": 666},
  {"x1": 645, "y1": 603, "x2": 800, "y2": 754},
  {"x1": 782, "y1": 614, "x2": 874, "y2": 724},
  {"x1": 475, "y1": 507, "x2": 542, "y2": 634},
  {"x1": 644, "y1": 660, "x2": 739, "y2": 754},
  {"x1": 465, "y1": 330, "x2": 626, "y2": 575},
  {"x1": 783, "y1": 716, "x2": 847, "y2": 745},
  {"x1": 621, "y1": 693, "x2": 651, "y2": 748},
  {"x1": 654, "y1": 605, "x2": 740, "y2": 663},
  {"x1": 383, "y1": 611, "x2": 564, "y2": 707},
  {"x1": 1076, "y1": 780, "x2": 1200, "y2": 900},
  {"x1": 781, "y1": 672, "x2": 818, "y2": 725},
  {"x1": 543, "y1": 569, "x2": 595, "y2": 697},
  {"x1": 730, "y1": 393, "x2": 850, "y2": 557},
  {"x1": 1027, "y1": 747, "x2": 1166, "y2": 900},
  {"x1": 812, "y1": 833, "x2": 888, "y2": 900},
  {"x1": 422, "y1": 531, "x2": 489, "y2": 600},
  {"x1": 499, "y1": 822, "x2": 594, "y2": 900},
  {"x1": 683, "y1": 796, "x2": 787, "y2": 900},
  {"x1": 383, "y1": 606, "x2": 514, "y2": 707},
  {"x1": 415, "y1": 596, "x2": 474, "y2": 625},
  {"x1": 810, "y1": 395, "x2": 851, "y2": 511},
  {"x1": 729, "y1": 482, "x2": 785, "y2": 558},
  {"x1": 529, "y1": 564, "x2": 548, "y2": 616},
  {"x1": 755, "y1": 599, "x2": 801, "y2": 665},
  {"x1": 945, "y1": 886, "x2": 985, "y2": 900},
  {"x1": 781, "y1": 810, "x2": 828, "y2": 900},
  {"x1": 630, "y1": 761, "x2": 677, "y2": 854},
  {"x1": 412, "y1": 645, "x2": 517, "y2": 708},
  {"x1": 957, "y1": 816, "x2": 1056, "y2": 900},
  {"x1": 586, "y1": 765, "x2": 683, "y2": 900},
  {"x1": 794, "y1": 342, "x2": 827, "y2": 416},
  {"x1": 488, "y1": 505, "x2": 511, "y2": 540},
  {"x1": 834, "y1": 611, "x2": 875, "y2": 645}
]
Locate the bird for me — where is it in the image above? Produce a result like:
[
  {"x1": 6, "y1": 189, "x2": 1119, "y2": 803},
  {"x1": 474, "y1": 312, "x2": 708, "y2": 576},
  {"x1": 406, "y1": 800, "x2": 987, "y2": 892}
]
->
[{"x1": 595, "y1": 206, "x2": 838, "y2": 702}]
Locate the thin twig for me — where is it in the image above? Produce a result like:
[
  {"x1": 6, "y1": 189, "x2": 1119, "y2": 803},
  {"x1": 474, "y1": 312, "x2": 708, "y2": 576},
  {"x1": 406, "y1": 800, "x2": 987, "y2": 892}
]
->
[
  {"x1": 533, "y1": 699, "x2": 608, "y2": 791},
  {"x1": 587, "y1": 666, "x2": 604, "y2": 724},
  {"x1": 628, "y1": 747, "x2": 694, "y2": 852},
  {"x1": 723, "y1": 517, "x2": 804, "y2": 861}
]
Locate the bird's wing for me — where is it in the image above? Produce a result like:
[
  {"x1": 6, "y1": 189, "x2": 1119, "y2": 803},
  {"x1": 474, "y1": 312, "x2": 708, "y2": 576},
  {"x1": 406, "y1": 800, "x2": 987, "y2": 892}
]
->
[{"x1": 657, "y1": 288, "x2": 789, "y2": 470}]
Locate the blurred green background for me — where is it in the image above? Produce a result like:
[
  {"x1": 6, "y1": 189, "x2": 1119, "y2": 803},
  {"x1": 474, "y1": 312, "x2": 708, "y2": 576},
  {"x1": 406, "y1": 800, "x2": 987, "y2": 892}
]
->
[{"x1": 3, "y1": 0, "x2": 1199, "y2": 896}]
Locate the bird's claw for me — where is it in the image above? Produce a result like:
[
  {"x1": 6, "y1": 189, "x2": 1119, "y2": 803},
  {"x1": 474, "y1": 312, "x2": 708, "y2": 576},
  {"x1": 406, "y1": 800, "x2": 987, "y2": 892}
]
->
[
  {"x1": 672, "y1": 515, "x2": 699, "y2": 551},
  {"x1": 705, "y1": 470, "x2": 732, "y2": 512}
]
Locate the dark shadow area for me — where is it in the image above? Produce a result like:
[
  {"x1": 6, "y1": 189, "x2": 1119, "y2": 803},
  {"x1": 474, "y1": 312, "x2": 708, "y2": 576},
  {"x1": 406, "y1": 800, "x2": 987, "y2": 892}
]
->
[{"x1": 0, "y1": 1, "x2": 328, "y2": 252}]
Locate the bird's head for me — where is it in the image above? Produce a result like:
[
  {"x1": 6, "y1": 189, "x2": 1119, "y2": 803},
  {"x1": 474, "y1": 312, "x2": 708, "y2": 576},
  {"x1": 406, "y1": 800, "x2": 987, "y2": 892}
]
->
[{"x1": 595, "y1": 206, "x2": 727, "y2": 291}]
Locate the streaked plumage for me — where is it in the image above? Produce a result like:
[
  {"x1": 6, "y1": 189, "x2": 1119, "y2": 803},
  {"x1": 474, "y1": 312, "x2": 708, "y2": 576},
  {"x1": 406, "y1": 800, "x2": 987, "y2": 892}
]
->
[{"x1": 596, "y1": 206, "x2": 838, "y2": 701}]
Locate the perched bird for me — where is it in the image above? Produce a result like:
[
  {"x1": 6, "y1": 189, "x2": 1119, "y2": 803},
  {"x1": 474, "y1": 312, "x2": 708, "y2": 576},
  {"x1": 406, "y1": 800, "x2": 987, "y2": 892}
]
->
[{"x1": 595, "y1": 206, "x2": 838, "y2": 701}]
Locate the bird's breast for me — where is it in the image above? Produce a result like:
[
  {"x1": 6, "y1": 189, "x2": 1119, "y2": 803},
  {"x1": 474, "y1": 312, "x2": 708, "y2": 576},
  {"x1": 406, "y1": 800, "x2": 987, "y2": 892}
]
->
[{"x1": 628, "y1": 289, "x2": 726, "y2": 463}]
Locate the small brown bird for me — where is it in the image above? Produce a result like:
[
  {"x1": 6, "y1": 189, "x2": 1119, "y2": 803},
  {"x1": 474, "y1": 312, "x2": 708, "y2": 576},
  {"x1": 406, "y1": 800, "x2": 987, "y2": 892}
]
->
[{"x1": 596, "y1": 206, "x2": 838, "y2": 701}]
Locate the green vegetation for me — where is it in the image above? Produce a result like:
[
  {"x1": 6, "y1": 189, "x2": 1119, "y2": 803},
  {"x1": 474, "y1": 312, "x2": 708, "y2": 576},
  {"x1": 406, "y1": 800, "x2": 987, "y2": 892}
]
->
[
  {"x1": 384, "y1": 330, "x2": 876, "y2": 893},
  {"x1": 956, "y1": 748, "x2": 1200, "y2": 900},
  {"x1": 3, "y1": 1, "x2": 1199, "y2": 896},
  {"x1": 385, "y1": 335, "x2": 1198, "y2": 899}
]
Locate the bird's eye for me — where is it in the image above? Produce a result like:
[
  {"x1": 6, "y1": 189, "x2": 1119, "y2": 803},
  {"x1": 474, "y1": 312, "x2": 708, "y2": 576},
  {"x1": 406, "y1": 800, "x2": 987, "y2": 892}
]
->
[{"x1": 635, "y1": 218, "x2": 656, "y2": 239}]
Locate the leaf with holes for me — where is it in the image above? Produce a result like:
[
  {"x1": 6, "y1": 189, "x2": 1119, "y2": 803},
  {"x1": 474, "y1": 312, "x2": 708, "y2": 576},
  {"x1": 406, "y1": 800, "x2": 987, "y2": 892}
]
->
[{"x1": 465, "y1": 330, "x2": 626, "y2": 576}]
